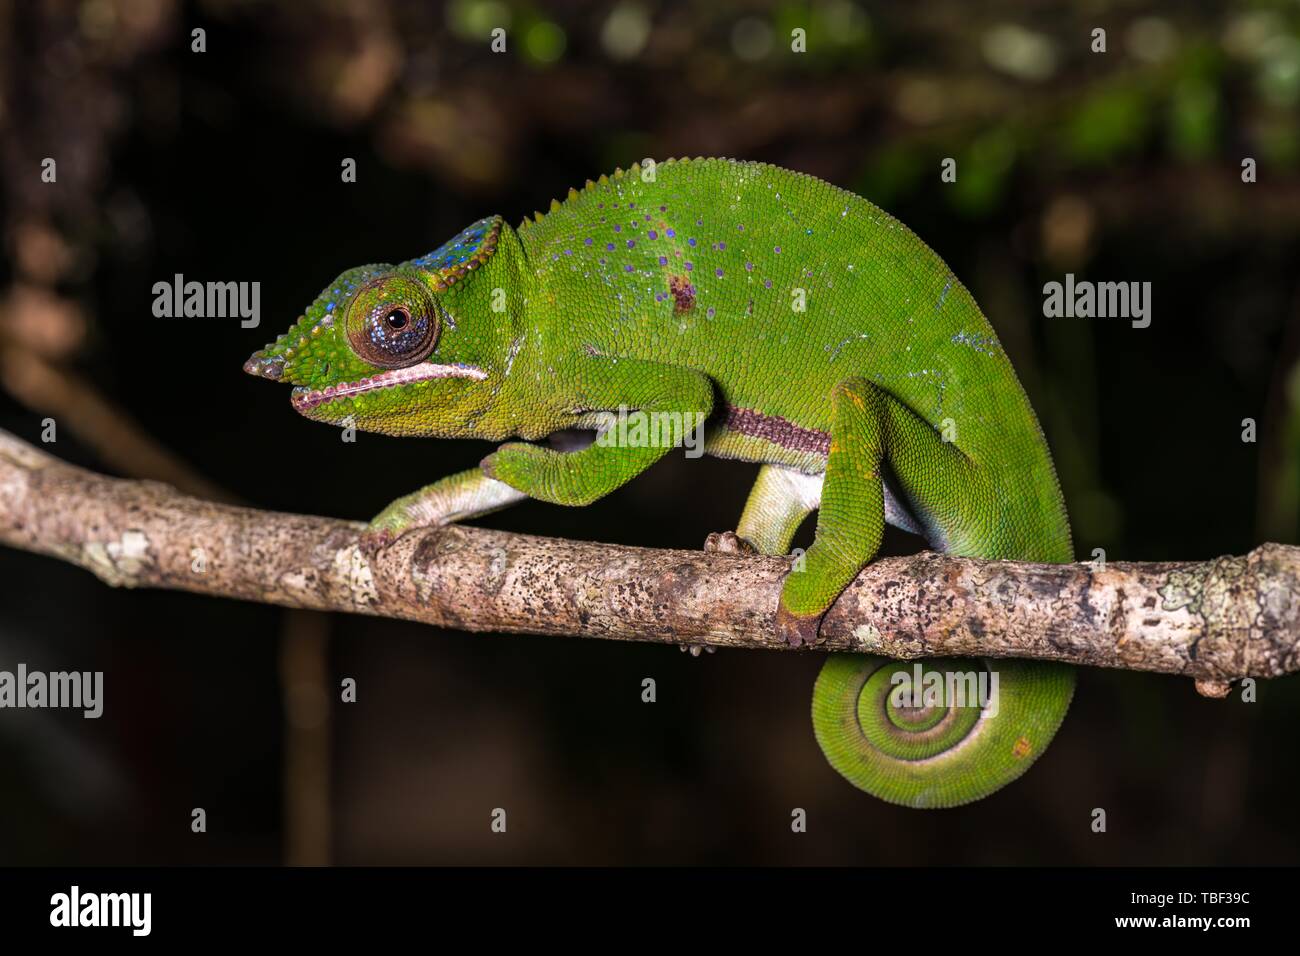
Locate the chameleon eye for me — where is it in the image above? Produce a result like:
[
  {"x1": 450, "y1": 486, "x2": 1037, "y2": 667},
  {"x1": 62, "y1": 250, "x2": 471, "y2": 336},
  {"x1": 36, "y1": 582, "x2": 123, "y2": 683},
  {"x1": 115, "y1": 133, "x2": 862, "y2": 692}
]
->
[{"x1": 345, "y1": 276, "x2": 440, "y2": 368}]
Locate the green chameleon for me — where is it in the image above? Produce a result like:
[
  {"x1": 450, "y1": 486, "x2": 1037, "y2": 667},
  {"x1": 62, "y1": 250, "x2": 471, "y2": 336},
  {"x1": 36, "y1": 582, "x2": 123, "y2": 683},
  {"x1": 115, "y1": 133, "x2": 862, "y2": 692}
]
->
[{"x1": 245, "y1": 158, "x2": 1073, "y2": 808}]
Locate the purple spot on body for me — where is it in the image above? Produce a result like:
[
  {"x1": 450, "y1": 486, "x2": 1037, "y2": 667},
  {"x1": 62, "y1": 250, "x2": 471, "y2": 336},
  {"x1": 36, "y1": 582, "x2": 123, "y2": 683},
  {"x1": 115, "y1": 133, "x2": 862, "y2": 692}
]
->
[
  {"x1": 737, "y1": 224, "x2": 745, "y2": 231},
  {"x1": 688, "y1": 238, "x2": 696, "y2": 247},
  {"x1": 658, "y1": 256, "x2": 668, "y2": 266},
  {"x1": 666, "y1": 228, "x2": 676, "y2": 237},
  {"x1": 685, "y1": 261, "x2": 694, "y2": 271},
  {"x1": 584, "y1": 238, "x2": 593, "y2": 246},
  {"x1": 648, "y1": 230, "x2": 657, "y2": 239},
  {"x1": 745, "y1": 261, "x2": 753, "y2": 271},
  {"x1": 707, "y1": 307, "x2": 716, "y2": 318},
  {"x1": 668, "y1": 275, "x2": 696, "y2": 313},
  {"x1": 764, "y1": 279, "x2": 773, "y2": 288},
  {"x1": 715, "y1": 268, "x2": 724, "y2": 277},
  {"x1": 696, "y1": 218, "x2": 703, "y2": 225},
  {"x1": 614, "y1": 224, "x2": 622, "y2": 232},
  {"x1": 775, "y1": 246, "x2": 782, "y2": 253},
  {"x1": 627, "y1": 240, "x2": 635, "y2": 249},
  {"x1": 628, "y1": 202, "x2": 635, "y2": 208},
  {"x1": 719, "y1": 241, "x2": 727, "y2": 250},
  {"x1": 625, "y1": 264, "x2": 634, "y2": 272},
  {"x1": 606, "y1": 243, "x2": 615, "y2": 251},
  {"x1": 659, "y1": 205, "x2": 666, "y2": 211}
]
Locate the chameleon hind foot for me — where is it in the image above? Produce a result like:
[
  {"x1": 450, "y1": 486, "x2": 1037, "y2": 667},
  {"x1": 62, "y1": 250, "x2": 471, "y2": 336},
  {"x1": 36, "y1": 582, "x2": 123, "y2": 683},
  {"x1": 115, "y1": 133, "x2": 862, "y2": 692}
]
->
[
  {"x1": 704, "y1": 528, "x2": 823, "y2": 647},
  {"x1": 677, "y1": 532, "x2": 758, "y2": 655},
  {"x1": 679, "y1": 644, "x2": 716, "y2": 657},
  {"x1": 775, "y1": 605, "x2": 824, "y2": 648},
  {"x1": 703, "y1": 530, "x2": 757, "y2": 555}
]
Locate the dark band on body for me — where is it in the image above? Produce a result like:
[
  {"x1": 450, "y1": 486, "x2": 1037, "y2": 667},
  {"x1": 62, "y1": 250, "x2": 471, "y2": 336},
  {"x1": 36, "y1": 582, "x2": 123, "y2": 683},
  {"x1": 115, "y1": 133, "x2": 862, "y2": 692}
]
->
[{"x1": 722, "y1": 405, "x2": 831, "y2": 455}]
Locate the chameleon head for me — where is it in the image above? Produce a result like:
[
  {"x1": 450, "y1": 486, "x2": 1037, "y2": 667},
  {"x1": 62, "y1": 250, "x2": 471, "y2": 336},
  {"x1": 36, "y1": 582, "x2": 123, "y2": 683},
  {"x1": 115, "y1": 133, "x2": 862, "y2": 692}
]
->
[{"x1": 243, "y1": 217, "x2": 510, "y2": 437}]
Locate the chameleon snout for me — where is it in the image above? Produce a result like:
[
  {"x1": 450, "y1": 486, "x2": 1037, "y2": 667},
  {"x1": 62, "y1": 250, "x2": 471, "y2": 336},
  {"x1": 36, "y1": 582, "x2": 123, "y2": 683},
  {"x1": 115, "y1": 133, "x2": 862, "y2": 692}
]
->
[{"x1": 243, "y1": 351, "x2": 284, "y2": 380}]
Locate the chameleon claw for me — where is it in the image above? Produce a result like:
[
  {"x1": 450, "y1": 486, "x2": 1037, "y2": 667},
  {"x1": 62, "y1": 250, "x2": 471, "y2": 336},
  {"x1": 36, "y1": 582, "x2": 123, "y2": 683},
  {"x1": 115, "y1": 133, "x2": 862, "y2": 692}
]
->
[
  {"x1": 703, "y1": 530, "x2": 757, "y2": 555},
  {"x1": 679, "y1": 644, "x2": 716, "y2": 656},
  {"x1": 1194, "y1": 678, "x2": 1233, "y2": 699}
]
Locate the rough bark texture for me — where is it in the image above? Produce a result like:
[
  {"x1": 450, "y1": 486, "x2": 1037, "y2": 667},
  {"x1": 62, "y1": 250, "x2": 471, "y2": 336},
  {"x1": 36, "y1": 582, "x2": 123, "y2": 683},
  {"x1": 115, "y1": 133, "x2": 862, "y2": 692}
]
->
[{"x1": 2, "y1": 430, "x2": 1297, "y2": 683}]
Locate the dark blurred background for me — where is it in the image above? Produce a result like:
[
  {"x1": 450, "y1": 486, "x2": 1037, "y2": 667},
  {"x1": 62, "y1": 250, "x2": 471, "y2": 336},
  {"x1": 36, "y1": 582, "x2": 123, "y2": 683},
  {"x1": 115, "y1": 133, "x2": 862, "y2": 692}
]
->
[{"x1": 0, "y1": 0, "x2": 1297, "y2": 865}]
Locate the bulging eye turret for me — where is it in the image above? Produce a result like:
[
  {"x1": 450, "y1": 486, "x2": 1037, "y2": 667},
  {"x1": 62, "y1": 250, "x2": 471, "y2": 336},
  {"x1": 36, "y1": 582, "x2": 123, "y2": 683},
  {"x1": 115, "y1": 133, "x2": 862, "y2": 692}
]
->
[{"x1": 345, "y1": 274, "x2": 441, "y2": 368}]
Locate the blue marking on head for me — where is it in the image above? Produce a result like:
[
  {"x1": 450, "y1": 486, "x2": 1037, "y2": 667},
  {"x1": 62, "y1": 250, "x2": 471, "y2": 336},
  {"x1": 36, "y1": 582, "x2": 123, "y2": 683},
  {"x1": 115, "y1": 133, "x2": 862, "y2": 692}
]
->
[{"x1": 408, "y1": 217, "x2": 498, "y2": 271}]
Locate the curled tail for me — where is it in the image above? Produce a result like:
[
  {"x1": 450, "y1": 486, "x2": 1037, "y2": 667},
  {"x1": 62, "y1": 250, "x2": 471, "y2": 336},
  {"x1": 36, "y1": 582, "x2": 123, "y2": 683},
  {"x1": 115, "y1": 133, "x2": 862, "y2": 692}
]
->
[
  {"x1": 731, "y1": 371, "x2": 1075, "y2": 808},
  {"x1": 812, "y1": 655, "x2": 1074, "y2": 808}
]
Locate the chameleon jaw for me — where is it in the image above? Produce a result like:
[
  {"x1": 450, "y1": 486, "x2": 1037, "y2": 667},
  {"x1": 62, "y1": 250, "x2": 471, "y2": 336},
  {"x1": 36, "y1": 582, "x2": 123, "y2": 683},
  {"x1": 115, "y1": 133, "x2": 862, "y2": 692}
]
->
[{"x1": 290, "y1": 360, "x2": 488, "y2": 413}]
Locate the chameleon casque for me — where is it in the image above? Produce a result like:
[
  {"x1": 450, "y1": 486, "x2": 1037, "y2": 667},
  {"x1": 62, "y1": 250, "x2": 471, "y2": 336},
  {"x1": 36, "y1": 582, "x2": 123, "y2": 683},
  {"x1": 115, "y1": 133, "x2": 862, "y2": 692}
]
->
[{"x1": 245, "y1": 158, "x2": 1074, "y2": 808}]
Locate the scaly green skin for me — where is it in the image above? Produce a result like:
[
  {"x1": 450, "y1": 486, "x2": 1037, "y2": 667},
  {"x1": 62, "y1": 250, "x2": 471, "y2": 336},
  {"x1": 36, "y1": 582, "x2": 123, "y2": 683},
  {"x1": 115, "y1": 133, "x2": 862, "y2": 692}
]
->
[{"x1": 245, "y1": 158, "x2": 1074, "y2": 807}]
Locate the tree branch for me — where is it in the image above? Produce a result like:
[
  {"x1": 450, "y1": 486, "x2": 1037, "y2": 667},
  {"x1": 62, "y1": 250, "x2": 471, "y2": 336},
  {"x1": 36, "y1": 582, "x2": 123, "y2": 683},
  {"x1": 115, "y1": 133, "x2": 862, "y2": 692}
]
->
[{"x1": 2, "y1": 429, "x2": 1297, "y2": 687}]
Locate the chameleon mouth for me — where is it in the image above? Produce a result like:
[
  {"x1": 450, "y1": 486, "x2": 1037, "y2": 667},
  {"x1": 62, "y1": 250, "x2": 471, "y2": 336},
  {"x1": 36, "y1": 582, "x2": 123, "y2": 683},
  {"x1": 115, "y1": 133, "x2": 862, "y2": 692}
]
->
[{"x1": 290, "y1": 361, "x2": 487, "y2": 412}]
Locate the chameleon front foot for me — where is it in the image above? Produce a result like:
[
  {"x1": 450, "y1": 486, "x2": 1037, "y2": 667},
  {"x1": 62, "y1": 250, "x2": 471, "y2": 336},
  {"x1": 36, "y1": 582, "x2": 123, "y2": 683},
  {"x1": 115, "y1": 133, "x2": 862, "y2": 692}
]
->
[
  {"x1": 359, "y1": 496, "x2": 425, "y2": 556},
  {"x1": 361, "y1": 467, "x2": 531, "y2": 558},
  {"x1": 359, "y1": 526, "x2": 399, "y2": 558}
]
